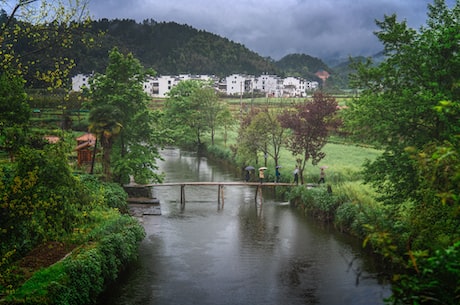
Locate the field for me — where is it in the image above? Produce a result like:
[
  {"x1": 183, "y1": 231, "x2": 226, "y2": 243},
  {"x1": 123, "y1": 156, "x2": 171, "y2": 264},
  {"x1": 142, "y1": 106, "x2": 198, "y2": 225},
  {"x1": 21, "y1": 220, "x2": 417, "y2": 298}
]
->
[{"x1": 210, "y1": 96, "x2": 380, "y2": 184}]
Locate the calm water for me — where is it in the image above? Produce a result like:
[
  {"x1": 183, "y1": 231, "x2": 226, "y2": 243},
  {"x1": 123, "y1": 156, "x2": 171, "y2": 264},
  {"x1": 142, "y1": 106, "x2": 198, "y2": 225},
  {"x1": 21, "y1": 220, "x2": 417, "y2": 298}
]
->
[{"x1": 99, "y1": 147, "x2": 390, "y2": 305}]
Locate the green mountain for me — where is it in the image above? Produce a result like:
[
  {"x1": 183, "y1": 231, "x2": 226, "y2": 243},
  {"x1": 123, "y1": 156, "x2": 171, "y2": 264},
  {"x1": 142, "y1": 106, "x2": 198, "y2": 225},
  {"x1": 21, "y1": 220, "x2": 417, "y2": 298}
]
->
[
  {"x1": 6, "y1": 14, "x2": 358, "y2": 87},
  {"x1": 71, "y1": 18, "x2": 281, "y2": 77},
  {"x1": 275, "y1": 53, "x2": 330, "y2": 81}
]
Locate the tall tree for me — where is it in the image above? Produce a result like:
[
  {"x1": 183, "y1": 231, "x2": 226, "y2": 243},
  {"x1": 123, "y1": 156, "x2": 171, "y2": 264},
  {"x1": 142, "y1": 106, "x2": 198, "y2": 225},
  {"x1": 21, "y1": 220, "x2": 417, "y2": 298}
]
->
[
  {"x1": 89, "y1": 47, "x2": 162, "y2": 183},
  {"x1": 196, "y1": 86, "x2": 223, "y2": 145},
  {"x1": 216, "y1": 105, "x2": 234, "y2": 147},
  {"x1": 0, "y1": 72, "x2": 29, "y2": 161},
  {"x1": 163, "y1": 80, "x2": 223, "y2": 147},
  {"x1": 344, "y1": 0, "x2": 460, "y2": 205},
  {"x1": 237, "y1": 107, "x2": 285, "y2": 167},
  {"x1": 0, "y1": 0, "x2": 91, "y2": 88},
  {"x1": 343, "y1": 2, "x2": 460, "y2": 302},
  {"x1": 279, "y1": 92, "x2": 339, "y2": 184}
]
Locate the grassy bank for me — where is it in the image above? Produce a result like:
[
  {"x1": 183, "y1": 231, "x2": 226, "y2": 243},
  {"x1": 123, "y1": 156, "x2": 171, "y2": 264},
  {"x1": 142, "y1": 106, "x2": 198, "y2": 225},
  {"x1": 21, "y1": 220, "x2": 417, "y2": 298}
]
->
[
  {"x1": 205, "y1": 126, "x2": 386, "y2": 243},
  {"x1": 0, "y1": 174, "x2": 145, "y2": 305}
]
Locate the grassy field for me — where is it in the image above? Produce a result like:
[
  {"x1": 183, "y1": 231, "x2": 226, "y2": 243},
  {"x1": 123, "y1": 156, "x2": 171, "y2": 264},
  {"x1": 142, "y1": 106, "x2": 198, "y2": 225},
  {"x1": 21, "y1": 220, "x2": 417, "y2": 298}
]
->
[{"x1": 208, "y1": 126, "x2": 381, "y2": 184}]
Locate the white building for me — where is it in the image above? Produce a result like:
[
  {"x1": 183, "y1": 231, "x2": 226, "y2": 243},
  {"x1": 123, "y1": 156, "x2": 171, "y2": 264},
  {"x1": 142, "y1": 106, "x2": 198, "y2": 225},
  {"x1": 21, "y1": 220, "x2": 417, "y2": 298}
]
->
[
  {"x1": 71, "y1": 74, "x2": 91, "y2": 92},
  {"x1": 253, "y1": 74, "x2": 283, "y2": 97},
  {"x1": 282, "y1": 77, "x2": 306, "y2": 97},
  {"x1": 143, "y1": 75, "x2": 178, "y2": 98},
  {"x1": 225, "y1": 74, "x2": 254, "y2": 96},
  {"x1": 71, "y1": 72, "x2": 317, "y2": 98},
  {"x1": 306, "y1": 80, "x2": 319, "y2": 91}
]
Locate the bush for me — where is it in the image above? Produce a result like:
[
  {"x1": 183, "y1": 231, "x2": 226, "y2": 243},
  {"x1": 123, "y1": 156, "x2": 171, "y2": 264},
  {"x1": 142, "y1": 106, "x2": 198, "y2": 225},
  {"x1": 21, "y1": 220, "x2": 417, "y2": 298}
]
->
[
  {"x1": 387, "y1": 241, "x2": 460, "y2": 305},
  {"x1": 4, "y1": 214, "x2": 145, "y2": 305},
  {"x1": 0, "y1": 146, "x2": 90, "y2": 260},
  {"x1": 78, "y1": 175, "x2": 128, "y2": 213},
  {"x1": 288, "y1": 186, "x2": 339, "y2": 221},
  {"x1": 335, "y1": 201, "x2": 361, "y2": 233}
]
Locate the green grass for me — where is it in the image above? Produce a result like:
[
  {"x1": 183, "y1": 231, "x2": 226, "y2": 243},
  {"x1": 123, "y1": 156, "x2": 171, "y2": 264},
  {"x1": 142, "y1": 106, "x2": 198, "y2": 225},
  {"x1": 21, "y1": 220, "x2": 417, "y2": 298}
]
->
[{"x1": 209, "y1": 126, "x2": 382, "y2": 184}]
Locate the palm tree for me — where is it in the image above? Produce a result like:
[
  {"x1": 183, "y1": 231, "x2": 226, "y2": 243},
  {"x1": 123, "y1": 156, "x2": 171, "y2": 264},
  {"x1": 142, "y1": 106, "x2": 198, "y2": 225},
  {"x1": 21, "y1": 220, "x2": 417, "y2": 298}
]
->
[{"x1": 88, "y1": 105, "x2": 123, "y2": 180}]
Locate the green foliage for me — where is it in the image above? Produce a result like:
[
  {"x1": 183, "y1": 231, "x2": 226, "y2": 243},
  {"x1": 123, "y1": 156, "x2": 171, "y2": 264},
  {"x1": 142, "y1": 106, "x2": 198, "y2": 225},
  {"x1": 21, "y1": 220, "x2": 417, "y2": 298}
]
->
[
  {"x1": 0, "y1": 145, "x2": 89, "y2": 258},
  {"x1": 5, "y1": 215, "x2": 145, "y2": 305},
  {"x1": 0, "y1": 0, "x2": 91, "y2": 89},
  {"x1": 0, "y1": 73, "x2": 30, "y2": 127},
  {"x1": 344, "y1": 0, "x2": 460, "y2": 205},
  {"x1": 78, "y1": 175, "x2": 129, "y2": 213},
  {"x1": 387, "y1": 241, "x2": 460, "y2": 305},
  {"x1": 288, "y1": 186, "x2": 339, "y2": 221},
  {"x1": 163, "y1": 80, "x2": 226, "y2": 147},
  {"x1": 0, "y1": 73, "x2": 30, "y2": 160},
  {"x1": 88, "y1": 47, "x2": 162, "y2": 183},
  {"x1": 341, "y1": 2, "x2": 460, "y2": 301},
  {"x1": 237, "y1": 107, "x2": 286, "y2": 167}
]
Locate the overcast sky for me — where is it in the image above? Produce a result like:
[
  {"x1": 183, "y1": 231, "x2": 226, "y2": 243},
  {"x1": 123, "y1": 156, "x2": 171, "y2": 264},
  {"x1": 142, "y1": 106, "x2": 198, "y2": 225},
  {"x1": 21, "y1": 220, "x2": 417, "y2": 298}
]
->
[{"x1": 15, "y1": 0, "x2": 457, "y2": 60}]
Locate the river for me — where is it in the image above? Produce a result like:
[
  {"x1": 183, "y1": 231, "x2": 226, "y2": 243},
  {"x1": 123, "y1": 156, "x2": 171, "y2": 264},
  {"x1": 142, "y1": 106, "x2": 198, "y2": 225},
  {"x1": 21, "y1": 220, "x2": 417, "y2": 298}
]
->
[{"x1": 99, "y1": 147, "x2": 391, "y2": 305}]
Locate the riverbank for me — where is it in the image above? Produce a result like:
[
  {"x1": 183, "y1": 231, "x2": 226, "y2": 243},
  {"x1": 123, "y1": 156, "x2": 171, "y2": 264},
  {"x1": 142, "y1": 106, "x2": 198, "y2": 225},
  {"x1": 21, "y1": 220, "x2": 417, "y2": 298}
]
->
[
  {"x1": 203, "y1": 142, "x2": 391, "y2": 257},
  {"x1": 0, "y1": 175, "x2": 146, "y2": 305}
]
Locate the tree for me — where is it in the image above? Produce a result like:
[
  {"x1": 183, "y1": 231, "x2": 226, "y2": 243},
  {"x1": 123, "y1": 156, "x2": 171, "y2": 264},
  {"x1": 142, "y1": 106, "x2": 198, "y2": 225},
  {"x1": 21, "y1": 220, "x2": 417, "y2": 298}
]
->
[
  {"x1": 0, "y1": 72, "x2": 29, "y2": 160},
  {"x1": 237, "y1": 107, "x2": 285, "y2": 167},
  {"x1": 279, "y1": 92, "x2": 339, "y2": 184},
  {"x1": 343, "y1": 2, "x2": 460, "y2": 302},
  {"x1": 216, "y1": 106, "x2": 234, "y2": 147},
  {"x1": 236, "y1": 107, "x2": 261, "y2": 166},
  {"x1": 1, "y1": 0, "x2": 91, "y2": 88},
  {"x1": 88, "y1": 47, "x2": 162, "y2": 183},
  {"x1": 88, "y1": 105, "x2": 122, "y2": 178},
  {"x1": 344, "y1": 0, "x2": 459, "y2": 205},
  {"x1": 163, "y1": 80, "x2": 223, "y2": 147},
  {"x1": 196, "y1": 86, "x2": 223, "y2": 145}
]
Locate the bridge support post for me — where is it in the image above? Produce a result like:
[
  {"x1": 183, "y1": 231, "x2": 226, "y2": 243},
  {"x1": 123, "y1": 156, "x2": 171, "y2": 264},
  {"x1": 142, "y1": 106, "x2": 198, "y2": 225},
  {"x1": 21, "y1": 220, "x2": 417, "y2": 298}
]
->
[
  {"x1": 180, "y1": 184, "x2": 185, "y2": 210},
  {"x1": 217, "y1": 184, "x2": 225, "y2": 209}
]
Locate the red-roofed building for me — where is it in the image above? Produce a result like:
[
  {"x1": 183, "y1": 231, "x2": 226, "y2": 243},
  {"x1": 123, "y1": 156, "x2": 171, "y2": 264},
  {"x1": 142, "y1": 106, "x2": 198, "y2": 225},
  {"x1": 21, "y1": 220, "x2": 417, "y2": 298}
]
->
[{"x1": 75, "y1": 133, "x2": 97, "y2": 166}]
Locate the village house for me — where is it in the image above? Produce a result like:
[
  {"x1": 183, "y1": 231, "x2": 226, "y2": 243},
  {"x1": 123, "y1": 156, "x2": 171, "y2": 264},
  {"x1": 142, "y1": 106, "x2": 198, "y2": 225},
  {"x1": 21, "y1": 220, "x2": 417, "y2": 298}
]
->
[
  {"x1": 283, "y1": 76, "x2": 307, "y2": 97},
  {"x1": 71, "y1": 74, "x2": 91, "y2": 92},
  {"x1": 75, "y1": 133, "x2": 97, "y2": 166},
  {"x1": 71, "y1": 72, "x2": 319, "y2": 98},
  {"x1": 252, "y1": 74, "x2": 283, "y2": 97},
  {"x1": 224, "y1": 74, "x2": 254, "y2": 96}
]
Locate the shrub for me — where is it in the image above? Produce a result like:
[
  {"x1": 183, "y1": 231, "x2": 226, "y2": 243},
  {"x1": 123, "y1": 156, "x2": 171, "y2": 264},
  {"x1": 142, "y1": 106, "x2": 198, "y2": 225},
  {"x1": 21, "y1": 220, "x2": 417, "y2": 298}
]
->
[
  {"x1": 78, "y1": 175, "x2": 128, "y2": 213},
  {"x1": 4, "y1": 215, "x2": 145, "y2": 304},
  {"x1": 335, "y1": 201, "x2": 361, "y2": 233},
  {"x1": 387, "y1": 241, "x2": 460, "y2": 305},
  {"x1": 288, "y1": 186, "x2": 339, "y2": 221}
]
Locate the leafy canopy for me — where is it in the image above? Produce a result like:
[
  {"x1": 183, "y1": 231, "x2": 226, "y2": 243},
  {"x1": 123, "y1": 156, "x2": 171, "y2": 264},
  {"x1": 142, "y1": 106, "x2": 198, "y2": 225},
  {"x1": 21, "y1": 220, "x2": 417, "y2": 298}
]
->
[
  {"x1": 279, "y1": 92, "x2": 339, "y2": 184},
  {"x1": 88, "y1": 47, "x2": 162, "y2": 183}
]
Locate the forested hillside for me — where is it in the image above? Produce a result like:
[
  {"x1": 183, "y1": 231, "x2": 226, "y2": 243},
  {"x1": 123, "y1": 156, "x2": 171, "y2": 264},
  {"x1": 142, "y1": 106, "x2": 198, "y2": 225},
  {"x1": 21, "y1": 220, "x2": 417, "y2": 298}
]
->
[
  {"x1": 72, "y1": 18, "x2": 281, "y2": 77},
  {"x1": 2, "y1": 11, "x2": 354, "y2": 87}
]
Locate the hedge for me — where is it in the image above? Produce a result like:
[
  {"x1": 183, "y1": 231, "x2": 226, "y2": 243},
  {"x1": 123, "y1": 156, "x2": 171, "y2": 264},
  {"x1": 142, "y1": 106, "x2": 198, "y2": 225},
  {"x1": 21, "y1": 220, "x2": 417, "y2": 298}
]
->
[{"x1": 2, "y1": 215, "x2": 145, "y2": 305}]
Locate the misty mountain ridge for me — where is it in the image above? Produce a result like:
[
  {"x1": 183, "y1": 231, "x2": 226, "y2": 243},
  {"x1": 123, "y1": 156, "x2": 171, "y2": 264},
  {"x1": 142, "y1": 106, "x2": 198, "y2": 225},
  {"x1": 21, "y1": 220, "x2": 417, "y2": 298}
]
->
[{"x1": 6, "y1": 14, "x2": 384, "y2": 89}]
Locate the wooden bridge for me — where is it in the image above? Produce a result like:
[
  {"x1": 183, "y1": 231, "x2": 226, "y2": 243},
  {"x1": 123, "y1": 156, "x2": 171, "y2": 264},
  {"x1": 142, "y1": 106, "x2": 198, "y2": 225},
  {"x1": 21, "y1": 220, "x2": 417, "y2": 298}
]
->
[{"x1": 125, "y1": 181, "x2": 307, "y2": 210}]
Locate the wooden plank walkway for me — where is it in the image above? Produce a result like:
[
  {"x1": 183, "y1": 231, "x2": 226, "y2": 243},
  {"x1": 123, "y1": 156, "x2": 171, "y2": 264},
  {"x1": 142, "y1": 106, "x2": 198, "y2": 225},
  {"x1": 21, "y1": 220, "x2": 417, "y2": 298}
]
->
[
  {"x1": 132, "y1": 181, "x2": 297, "y2": 187},
  {"x1": 125, "y1": 181, "x2": 309, "y2": 211}
]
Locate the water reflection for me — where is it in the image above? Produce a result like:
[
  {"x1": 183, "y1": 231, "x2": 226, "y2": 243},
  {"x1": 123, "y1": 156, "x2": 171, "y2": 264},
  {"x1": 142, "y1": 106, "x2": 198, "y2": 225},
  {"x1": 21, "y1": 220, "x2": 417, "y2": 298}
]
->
[{"x1": 99, "y1": 147, "x2": 390, "y2": 305}]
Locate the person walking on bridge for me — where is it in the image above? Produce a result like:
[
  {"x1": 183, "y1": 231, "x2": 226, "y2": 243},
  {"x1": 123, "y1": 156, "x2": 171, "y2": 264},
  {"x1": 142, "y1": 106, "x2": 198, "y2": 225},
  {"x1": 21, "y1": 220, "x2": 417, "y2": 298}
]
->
[
  {"x1": 259, "y1": 167, "x2": 266, "y2": 183},
  {"x1": 293, "y1": 166, "x2": 299, "y2": 185}
]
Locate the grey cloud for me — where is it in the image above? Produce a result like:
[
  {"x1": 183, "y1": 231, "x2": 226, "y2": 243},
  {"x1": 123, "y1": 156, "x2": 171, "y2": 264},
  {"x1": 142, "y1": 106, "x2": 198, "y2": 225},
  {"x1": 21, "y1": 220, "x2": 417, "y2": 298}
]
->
[{"x1": 87, "y1": 0, "x2": 454, "y2": 60}]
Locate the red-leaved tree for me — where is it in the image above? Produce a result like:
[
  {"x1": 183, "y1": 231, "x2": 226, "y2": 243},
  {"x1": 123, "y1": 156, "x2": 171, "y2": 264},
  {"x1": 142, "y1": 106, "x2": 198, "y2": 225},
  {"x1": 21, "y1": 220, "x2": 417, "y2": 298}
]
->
[{"x1": 279, "y1": 92, "x2": 340, "y2": 184}]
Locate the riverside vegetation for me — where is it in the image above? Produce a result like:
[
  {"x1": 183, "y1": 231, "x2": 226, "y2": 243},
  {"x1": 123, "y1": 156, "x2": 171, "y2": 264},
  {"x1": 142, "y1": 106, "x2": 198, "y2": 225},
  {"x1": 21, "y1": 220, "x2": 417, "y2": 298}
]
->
[{"x1": 1, "y1": 1, "x2": 459, "y2": 304}]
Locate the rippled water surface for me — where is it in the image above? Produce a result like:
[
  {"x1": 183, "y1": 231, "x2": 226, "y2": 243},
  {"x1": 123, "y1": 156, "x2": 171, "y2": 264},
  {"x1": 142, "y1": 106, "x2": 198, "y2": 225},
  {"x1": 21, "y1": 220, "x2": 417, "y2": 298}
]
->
[{"x1": 99, "y1": 148, "x2": 390, "y2": 305}]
